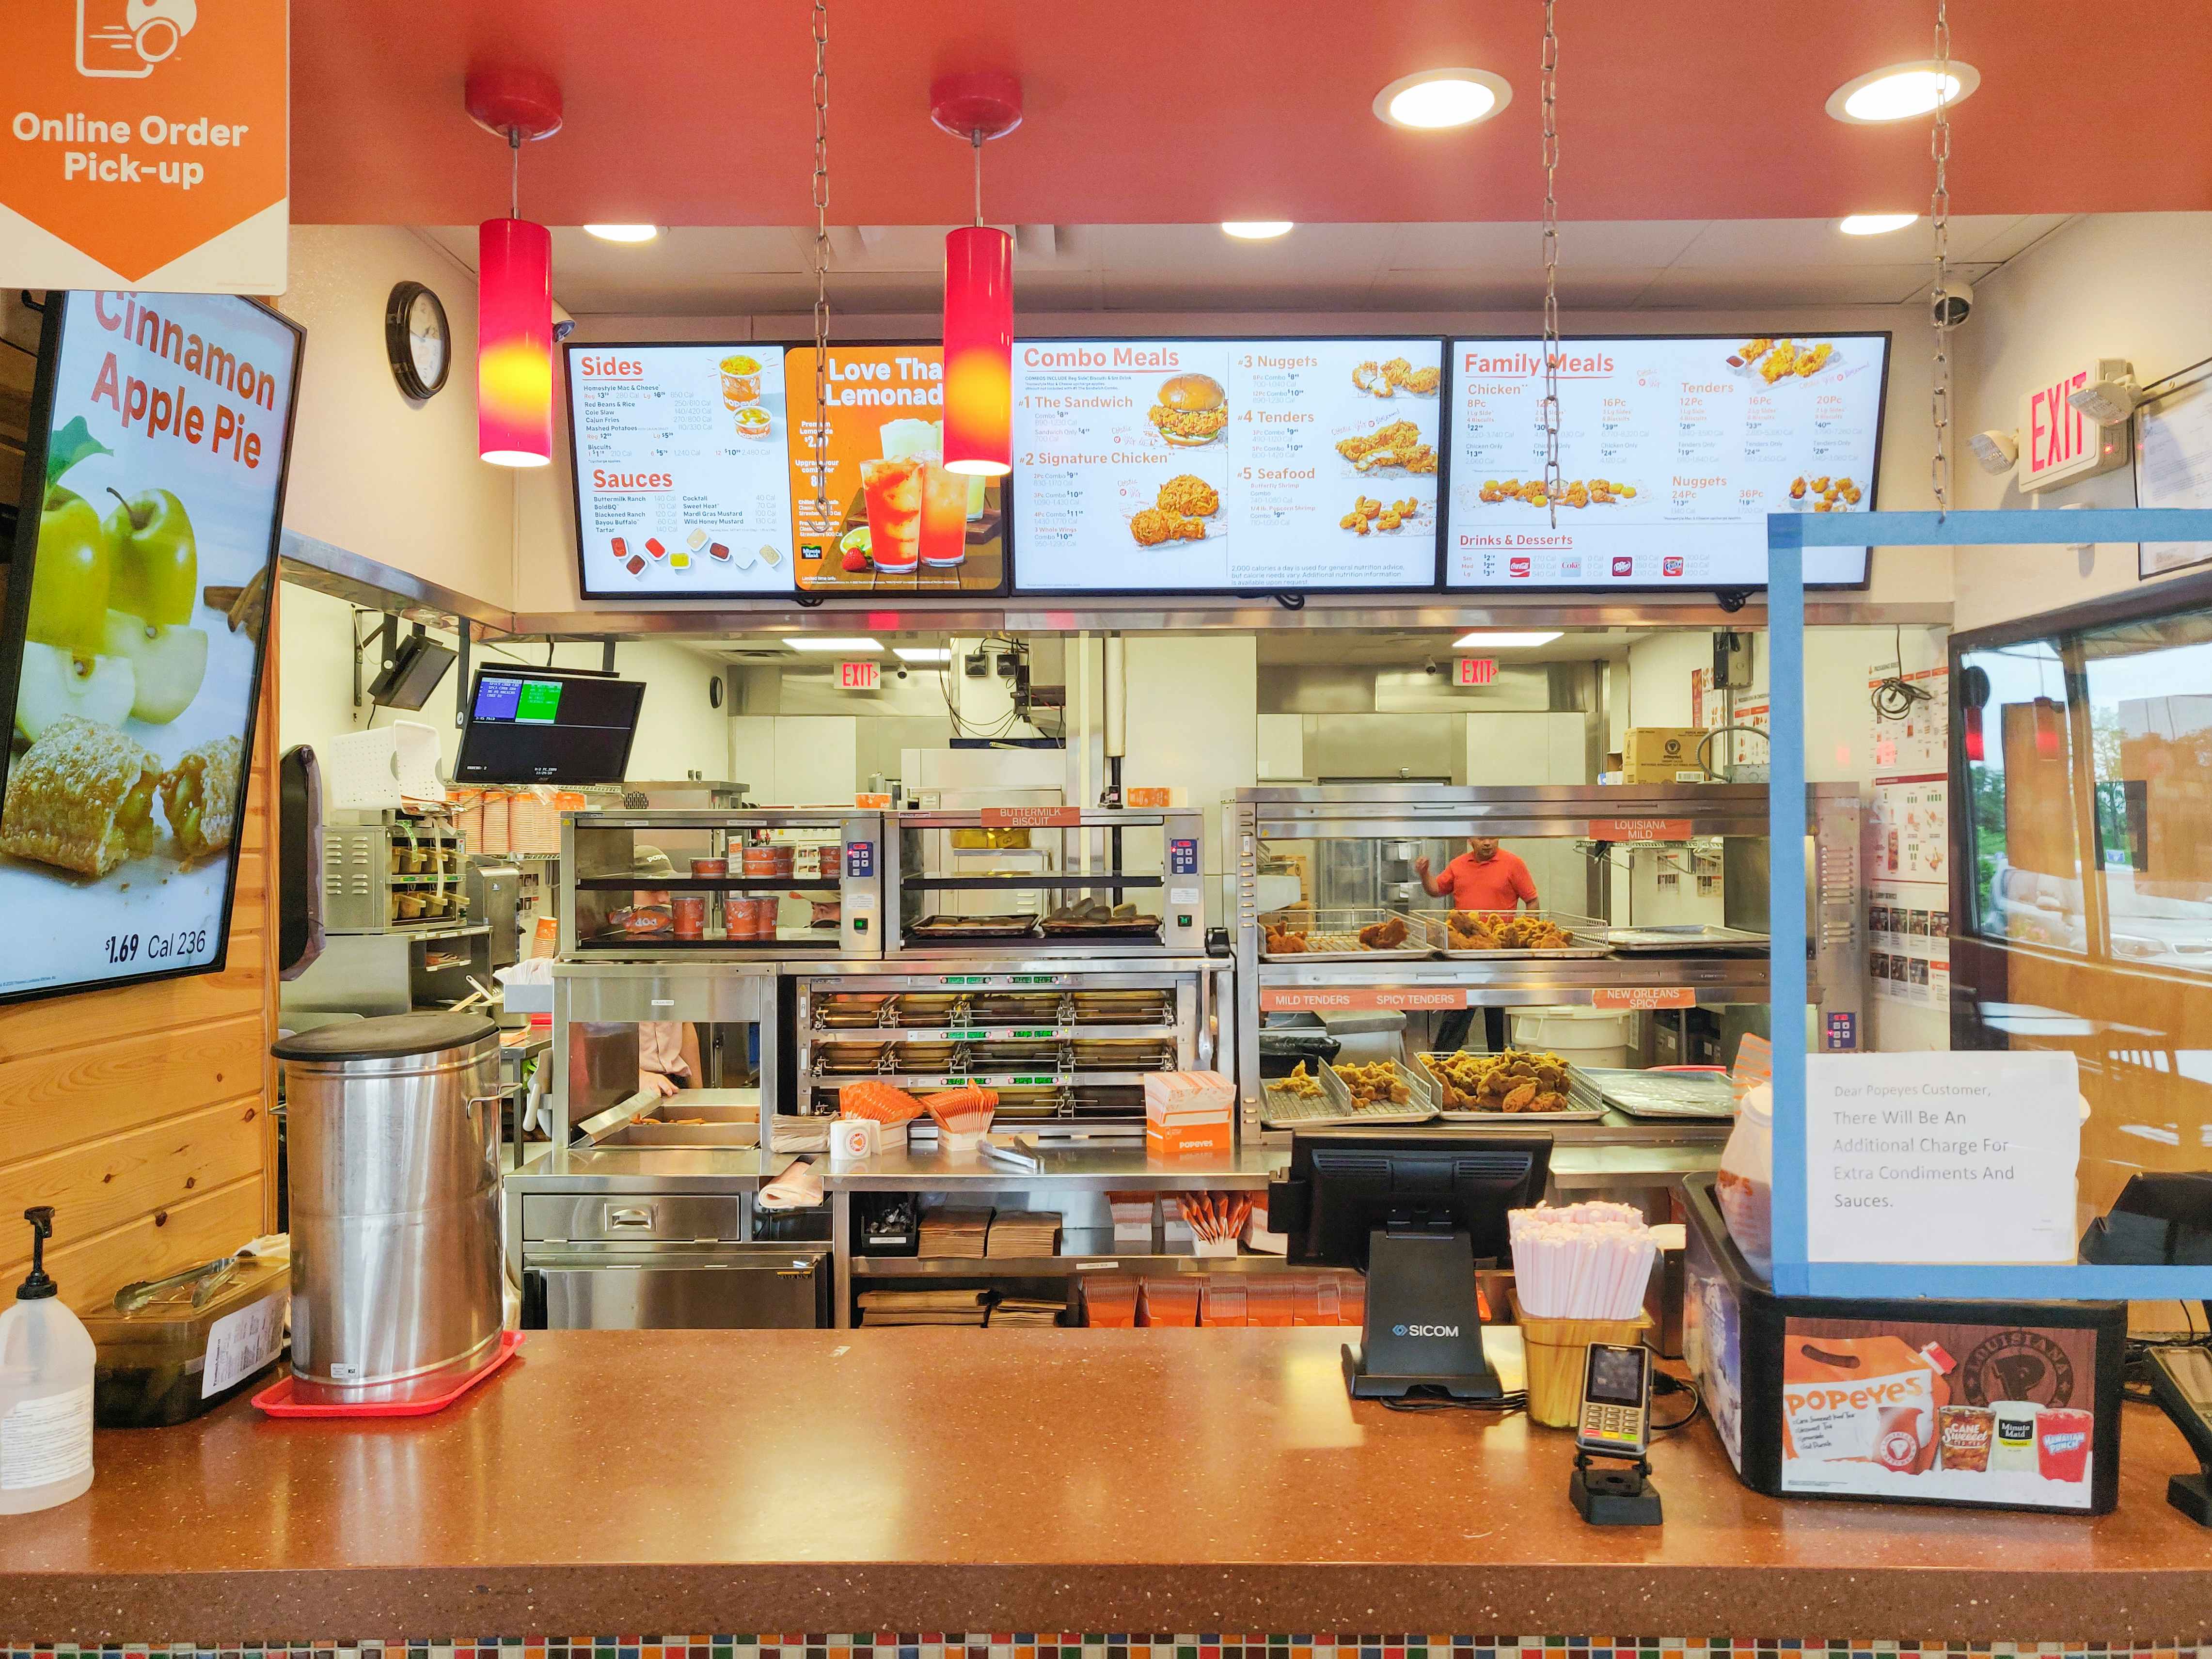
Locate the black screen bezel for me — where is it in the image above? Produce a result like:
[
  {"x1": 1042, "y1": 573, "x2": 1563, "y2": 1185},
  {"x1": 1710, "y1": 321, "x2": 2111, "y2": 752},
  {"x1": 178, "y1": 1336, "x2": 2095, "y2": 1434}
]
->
[
  {"x1": 1005, "y1": 333, "x2": 1451, "y2": 599},
  {"x1": 0, "y1": 288, "x2": 305, "y2": 1008},
  {"x1": 450, "y1": 664, "x2": 646, "y2": 784},
  {"x1": 1439, "y1": 330, "x2": 1892, "y2": 594}
]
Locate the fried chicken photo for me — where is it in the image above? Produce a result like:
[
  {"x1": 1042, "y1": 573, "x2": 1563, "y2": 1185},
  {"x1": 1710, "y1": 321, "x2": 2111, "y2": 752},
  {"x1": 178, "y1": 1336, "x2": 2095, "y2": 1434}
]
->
[
  {"x1": 1424, "y1": 1048, "x2": 1572, "y2": 1114},
  {"x1": 1130, "y1": 507, "x2": 1174, "y2": 547},
  {"x1": 1156, "y1": 474, "x2": 1220, "y2": 517}
]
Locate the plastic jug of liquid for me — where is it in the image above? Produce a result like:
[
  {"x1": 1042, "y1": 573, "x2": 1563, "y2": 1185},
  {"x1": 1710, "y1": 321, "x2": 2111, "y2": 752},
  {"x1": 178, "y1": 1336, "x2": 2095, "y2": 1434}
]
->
[{"x1": 0, "y1": 1207, "x2": 95, "y2": 1513}]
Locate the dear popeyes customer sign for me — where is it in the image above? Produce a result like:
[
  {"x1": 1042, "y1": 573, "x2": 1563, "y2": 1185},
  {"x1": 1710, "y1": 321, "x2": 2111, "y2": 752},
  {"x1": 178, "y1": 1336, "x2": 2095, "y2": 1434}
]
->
[{"x1": 1, "y1": 0, "x2": 287, "y2": 291}]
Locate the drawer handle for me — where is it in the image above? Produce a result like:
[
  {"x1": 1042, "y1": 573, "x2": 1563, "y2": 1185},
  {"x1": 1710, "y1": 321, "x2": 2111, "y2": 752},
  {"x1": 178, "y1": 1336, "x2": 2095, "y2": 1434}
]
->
[{"x1": 606, "y1": 1206, "x2": 655, "y2": 1228}]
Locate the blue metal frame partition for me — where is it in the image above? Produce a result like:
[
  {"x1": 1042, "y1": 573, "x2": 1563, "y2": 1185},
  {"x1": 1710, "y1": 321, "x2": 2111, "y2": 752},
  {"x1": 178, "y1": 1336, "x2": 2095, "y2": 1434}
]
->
[{"x1": 1768, "y1": 506, "x2": 2212, "y2": 1300}]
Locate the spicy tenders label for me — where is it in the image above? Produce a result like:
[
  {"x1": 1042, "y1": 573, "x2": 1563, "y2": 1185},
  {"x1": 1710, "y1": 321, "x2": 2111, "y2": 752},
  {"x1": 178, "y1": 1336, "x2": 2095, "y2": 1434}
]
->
[{"x1": 1, "y1": 0, "x2": 288, "y2": 291}]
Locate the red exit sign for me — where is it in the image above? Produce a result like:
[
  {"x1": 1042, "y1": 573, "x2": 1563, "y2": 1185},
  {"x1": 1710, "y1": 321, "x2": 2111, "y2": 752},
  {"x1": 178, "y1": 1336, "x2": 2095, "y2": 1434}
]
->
[
  {"x1": 838, "y1": 660, "x2": 880, "y2": 692},
  {"x1": 2020, "y1": 358, "x2": 2131, "y2": 492},
  {"x1": 1455, "y1": 657, "x2": 1498, "y2": 687}
]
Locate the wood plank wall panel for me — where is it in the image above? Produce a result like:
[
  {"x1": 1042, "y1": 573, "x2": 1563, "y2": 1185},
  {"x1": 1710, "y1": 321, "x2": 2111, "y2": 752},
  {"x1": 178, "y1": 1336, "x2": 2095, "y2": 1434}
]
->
[{"x1": 0, "y1": 592, "x2": 280, "y2": 1314}]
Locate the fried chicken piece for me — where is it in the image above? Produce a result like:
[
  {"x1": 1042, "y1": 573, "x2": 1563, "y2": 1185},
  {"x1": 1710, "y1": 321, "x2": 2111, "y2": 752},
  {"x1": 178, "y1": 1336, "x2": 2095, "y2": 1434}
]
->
[
  {"x1": 1790, "y1": 476, "x2": 1808, "y2": 500},
  {"x1": 1738, "y1": 338, "x2": 1772, "y2": 364},
  {"x1": 1131, "y1": 507, "x2": 1174, "y2": 547},
  {"x1": 1501, "y1": 1082, "x2": 1539, "y2": 1112},
  {"x1": 1351, "y1": 361, "x2": 1387, "y2": 395},
  {"x1": 1149, "y1": 404, "x2": 1229, "y2": 442},
  {"x1": 1357, "y1": 915, "x2": 1409, "y2": 950},
  {"x1": 1797, "y1": 342, "x2": 1834, "y2": 378},
  {"x1": 1399, "y1": 364, "x2": 1440, "y2": 395},
  {"x1": 1761, "y1": 340, "x2": 1800, "y2": 383},
  {"x1": 1168, "y1": 513, "x2": 1208, "y2": 541},
  {"x1": 1156, "y1": 474, "x2": 1220, "y2": 517}
]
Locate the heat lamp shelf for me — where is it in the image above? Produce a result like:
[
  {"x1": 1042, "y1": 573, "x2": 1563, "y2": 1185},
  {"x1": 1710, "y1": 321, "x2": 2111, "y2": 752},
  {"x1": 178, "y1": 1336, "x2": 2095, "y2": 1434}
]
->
[{"x1": 806, "y1": 1022, "x2": 1181, "y2": 1043}]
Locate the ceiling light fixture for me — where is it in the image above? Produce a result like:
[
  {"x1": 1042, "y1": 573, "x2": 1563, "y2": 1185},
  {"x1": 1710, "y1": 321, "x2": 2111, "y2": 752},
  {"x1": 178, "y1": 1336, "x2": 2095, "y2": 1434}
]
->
[
  {"x1": 932, "y1": 71, "x2": 1022, "y2": 478},
  {"x1": 894, "y1": 646, "x2": 952, "y2": 663},
  {"x1": 1373, "y1": 67, "x2": 1513, "y2": 130},
  {"x1": 1839, "y1": 213, "x2": 1918, "y2": 236},
  {"x1": 582, "y1": 224, "x2": 659, "y2": 243},
  {"x1": 1452, "y1": 631, "x2": 1563, "y2": 649},
  {"x1": 787, "y1": 637, "x2": 885, "y2": 653},
  {"x1": 1221, "y1": 221, "x2": 1294, "y2": 239},
  {"x1": 1826, "y1": 60, "x2": 1979, "y2": 124},
  {"x1": 466, "y1": 67, "x2": 563, "y2": 469}
]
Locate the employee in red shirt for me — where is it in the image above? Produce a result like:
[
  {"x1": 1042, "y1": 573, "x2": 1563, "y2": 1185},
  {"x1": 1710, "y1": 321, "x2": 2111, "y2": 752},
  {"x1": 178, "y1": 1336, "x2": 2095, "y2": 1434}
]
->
[{"x1": 1416, "y1": 837, "x2": 1538, "y2": 1053}]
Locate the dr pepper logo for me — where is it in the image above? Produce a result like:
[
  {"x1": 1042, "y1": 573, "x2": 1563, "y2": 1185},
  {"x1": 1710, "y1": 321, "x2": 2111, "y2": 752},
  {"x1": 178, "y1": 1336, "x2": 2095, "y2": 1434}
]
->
[{"x1": 2, "y1": 0, "x2": 288, "y2": 284}]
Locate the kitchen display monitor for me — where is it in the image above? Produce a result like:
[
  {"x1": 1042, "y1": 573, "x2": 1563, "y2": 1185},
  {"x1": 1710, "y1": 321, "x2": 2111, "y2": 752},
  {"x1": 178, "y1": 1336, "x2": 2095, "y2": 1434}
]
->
[
  {"x1": 786, "y1": 345, "x2": 1006, "y2": 595},
  {"x1": 565, "y1": 343, "x2": 797, "y2": 598},
  {"x1": 1010, "y1": 338, "x2": 1444, "y2": 594},
  {"x1": 452, "y1": 668, "x2": 644, "y2": 784},
  {"x1": 1443, "y1": 333, "x2": 1889, "y2": 590},
  {"x1": 0, "y1": 289, "x2": 302, "y2": 1006}
]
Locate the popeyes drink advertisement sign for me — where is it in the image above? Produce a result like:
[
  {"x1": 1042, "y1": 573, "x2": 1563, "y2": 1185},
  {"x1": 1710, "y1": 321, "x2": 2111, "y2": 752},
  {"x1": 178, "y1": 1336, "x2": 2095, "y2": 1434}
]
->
[
  {"x1": 1, "y1": 0, "x2": 288, "y2": 291},
  {"x1": 1778, "y1": 1317, "x2": 2104, "y2": 1511}
]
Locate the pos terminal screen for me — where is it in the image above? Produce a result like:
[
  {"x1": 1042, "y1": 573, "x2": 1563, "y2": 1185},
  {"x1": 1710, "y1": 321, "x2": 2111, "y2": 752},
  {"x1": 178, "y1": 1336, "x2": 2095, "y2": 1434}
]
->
[
  {"x1": 452, "y1": 669, "x2": 644, "y2": 783},
  {"x1": 1586, "y1": 1344, "x2": 1647, "y2": 1406}
]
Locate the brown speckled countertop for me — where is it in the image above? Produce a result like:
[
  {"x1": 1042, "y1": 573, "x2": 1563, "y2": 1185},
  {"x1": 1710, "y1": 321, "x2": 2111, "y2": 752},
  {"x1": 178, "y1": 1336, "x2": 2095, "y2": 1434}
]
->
[{"x1": 2, "y1": 1329, "x2": 2209, "y2": 1642}]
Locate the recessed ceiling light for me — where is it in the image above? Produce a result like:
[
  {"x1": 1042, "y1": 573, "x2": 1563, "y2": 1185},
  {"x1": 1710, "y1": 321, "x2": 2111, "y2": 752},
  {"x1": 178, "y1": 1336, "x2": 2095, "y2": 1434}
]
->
[
  {"x1": 1839, "y1": 213, "x2": 1920, "y2": 236},
  {"x1": 1221, "y1": 221, "x2": 1294, "y2": 240},
  {"x1": 1373, "y1": 68, "x2": 1513, "y2": 131},
  {"x1": 1826, "y1": 61, "x2": 1980, "y2": 124},
  {"x1": 893, "y1": 646, "x2": 951, "y2": 663},
  {"x1": 786, "y1": 636, "x2": 883, "y2": 653},
  {"x1": 583, "y1": 224, "x2": 660, "y2": 243},
  {"x1": 1452, "y1": 631, "x2": 1563, "y2": 649}
]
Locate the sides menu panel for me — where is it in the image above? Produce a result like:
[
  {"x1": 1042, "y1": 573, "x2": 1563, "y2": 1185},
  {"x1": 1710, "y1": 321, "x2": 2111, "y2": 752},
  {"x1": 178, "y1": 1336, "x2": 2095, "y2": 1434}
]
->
[
  {"x1": 566, "y1": 344, "x2": 794, "y2": 597},
  {"x1": 1011, "y1": 338, "x2": 1442, "y2": 593}
]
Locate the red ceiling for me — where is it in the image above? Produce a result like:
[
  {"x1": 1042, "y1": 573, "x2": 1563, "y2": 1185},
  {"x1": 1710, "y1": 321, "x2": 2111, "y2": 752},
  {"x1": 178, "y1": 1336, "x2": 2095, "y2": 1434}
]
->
[{"x1": 294, "y1": 0, "x2": 2212, "y2": 226}]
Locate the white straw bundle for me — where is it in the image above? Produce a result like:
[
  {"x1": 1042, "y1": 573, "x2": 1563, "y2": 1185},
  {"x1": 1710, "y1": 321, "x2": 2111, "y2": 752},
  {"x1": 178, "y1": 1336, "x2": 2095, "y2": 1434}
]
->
[{"x1": 1508, "y1": 1201, "x2": 1657, "y2": 1319}]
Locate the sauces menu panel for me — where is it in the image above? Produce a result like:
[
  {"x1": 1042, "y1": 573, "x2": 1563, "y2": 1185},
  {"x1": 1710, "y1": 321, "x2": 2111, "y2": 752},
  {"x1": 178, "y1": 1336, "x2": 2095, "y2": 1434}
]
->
[
  {"x1": 1443, "y1": 334, "x2": 1888, "y2": 589},
  {"x1": 785, "y1": 346, "x2": 1005, "y2": 594},
  {"x1": 565, "y1": 344, "x2": 796, "y2": 597},
  {"x1": 1010, "y1": 338, "x2": 1444, "y2": 592}
]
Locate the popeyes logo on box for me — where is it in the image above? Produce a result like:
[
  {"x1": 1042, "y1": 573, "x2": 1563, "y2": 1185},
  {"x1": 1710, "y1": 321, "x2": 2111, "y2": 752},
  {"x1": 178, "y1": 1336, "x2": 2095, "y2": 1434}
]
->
[{"x1": 1, "y1": 0, "x2": 288, "y2": 291}]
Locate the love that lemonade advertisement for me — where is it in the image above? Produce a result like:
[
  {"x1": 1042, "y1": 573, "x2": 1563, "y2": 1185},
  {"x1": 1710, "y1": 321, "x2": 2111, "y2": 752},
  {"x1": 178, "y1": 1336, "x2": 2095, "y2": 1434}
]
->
[{"x1": 0, "y1": 289, "x2": 298, "y2": 1000}]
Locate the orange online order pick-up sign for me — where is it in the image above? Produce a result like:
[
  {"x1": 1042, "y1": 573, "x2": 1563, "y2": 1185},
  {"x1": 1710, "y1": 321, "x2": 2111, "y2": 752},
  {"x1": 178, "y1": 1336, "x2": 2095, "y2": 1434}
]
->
[{"x1": 1, "y1": 0, "x2": 288, "y2": 292}]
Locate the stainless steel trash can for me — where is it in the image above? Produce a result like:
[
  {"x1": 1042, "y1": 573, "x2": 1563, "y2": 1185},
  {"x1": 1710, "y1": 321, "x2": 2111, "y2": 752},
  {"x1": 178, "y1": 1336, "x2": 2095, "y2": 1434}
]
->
[{"x1": 272, "y1": 1012, "x2": 504, "y2": 1403}]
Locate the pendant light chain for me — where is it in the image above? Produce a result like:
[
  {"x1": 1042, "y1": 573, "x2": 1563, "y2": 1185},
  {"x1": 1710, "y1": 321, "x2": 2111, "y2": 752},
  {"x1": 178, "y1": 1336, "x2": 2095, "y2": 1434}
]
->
[
  {"x1": 508, "y1": 128, "x2": 521, "y2": 219},
  {"x1": 972, "y1": 132, "x2": 985, "y2": 228},
  {"x1": 1929, "y1": 0, "x2": 1952, "y2": 519},
  {"x1": 810, "y1": 0, "x2": 832, "y2": 529},
  {"x1": 1540, "y1": 0, "x2": 1562, "y2": 530}
]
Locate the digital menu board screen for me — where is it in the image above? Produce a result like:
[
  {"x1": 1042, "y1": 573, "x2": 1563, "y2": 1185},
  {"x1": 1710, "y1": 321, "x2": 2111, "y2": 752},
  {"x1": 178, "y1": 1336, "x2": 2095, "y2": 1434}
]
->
[
  {"x1": 1443, "y1": 333, "x2": 1888, "y2": 590},
  {"x1": 1009, "y1": 338, "x2": 1444, "y2": 594},
  {"x1": 0, "y1": 290, "x2": 301, "y2": 1006},
  {"x1": 564, "y1": 343, "x2": 797, "y2": 598},
  {"x1": 786, "y1": 346, "x2": 1005, "y2": 595}
]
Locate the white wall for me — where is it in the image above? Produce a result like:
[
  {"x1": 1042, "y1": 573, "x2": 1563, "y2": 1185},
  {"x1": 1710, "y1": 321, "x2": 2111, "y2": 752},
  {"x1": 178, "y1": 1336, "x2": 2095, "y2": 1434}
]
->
[
  {"x1": 1953, "y1": 212, "x2": 2212, "y2": 631},
  {"x1": 276, "y1": 580, "x2": 731, "y2": 783},
  {"x1": 279, "y1": 227, "x2": 517, "y2": 608},
  {"x1": 1122, "y1": 633, "x2": 1257, "y2": 906}
]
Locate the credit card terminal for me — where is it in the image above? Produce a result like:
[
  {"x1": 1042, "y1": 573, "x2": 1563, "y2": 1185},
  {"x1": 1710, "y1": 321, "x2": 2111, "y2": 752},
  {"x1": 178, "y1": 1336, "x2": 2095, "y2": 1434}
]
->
[
  {"x1": 1576, "y1": 1342, "x2": 1653, "y2": 1459},
  {"x1": 2142, "y1": 1344, "x2": 2212, "y2": 1525}
]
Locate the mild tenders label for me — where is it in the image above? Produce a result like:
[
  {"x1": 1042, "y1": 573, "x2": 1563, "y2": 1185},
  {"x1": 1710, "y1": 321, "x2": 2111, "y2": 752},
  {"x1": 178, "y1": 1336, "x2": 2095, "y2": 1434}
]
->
[{"x1": 0, "y1": 1384, "x2": 92, "y2": 1489}]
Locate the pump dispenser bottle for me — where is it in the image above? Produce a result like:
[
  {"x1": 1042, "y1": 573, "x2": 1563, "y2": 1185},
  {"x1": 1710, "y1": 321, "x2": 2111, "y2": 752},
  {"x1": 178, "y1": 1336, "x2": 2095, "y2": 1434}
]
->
[{"x1": 0, "y1": 1207, "x2": 95, "y2": 1512}]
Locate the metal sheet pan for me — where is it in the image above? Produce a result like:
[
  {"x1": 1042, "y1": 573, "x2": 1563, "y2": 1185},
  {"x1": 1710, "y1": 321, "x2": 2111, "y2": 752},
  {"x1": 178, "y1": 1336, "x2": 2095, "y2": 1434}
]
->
[
  {"x1": 1571, "y1": 1065, "x2": 1738, "y2": 1120},
  {"x1": 1414, "y1": 909, "x2": 1614, "y2": 960},
  {"x1": 1262, "y1": 1058, "x2": 1438, "y2": 1128},
  {"x1": 1259, "y1": 906, "x2": 1436, "y2": 963},
  {"x1": 1603, "y1": 924, "x2": 1770, "y2": 954},
  {"x1": 907, "y1": 913, "x2": 1041, "y2": 940}
]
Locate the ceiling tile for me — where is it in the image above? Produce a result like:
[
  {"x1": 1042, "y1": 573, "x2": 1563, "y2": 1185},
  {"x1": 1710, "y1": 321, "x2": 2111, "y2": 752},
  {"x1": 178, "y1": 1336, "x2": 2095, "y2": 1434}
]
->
[
  {"x1": 1095, "y1": 222, "x2": 1390, "y2": 282},
  {"x1": 1385, "y1": 220, "x2": 1709, "y2": 273}
]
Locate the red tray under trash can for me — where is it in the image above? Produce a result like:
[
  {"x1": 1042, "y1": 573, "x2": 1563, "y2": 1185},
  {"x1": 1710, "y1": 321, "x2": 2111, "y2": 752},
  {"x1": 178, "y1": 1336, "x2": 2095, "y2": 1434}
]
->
[{"x1": 251, "y1": 1330, "x2": 525, "y2": 1418}]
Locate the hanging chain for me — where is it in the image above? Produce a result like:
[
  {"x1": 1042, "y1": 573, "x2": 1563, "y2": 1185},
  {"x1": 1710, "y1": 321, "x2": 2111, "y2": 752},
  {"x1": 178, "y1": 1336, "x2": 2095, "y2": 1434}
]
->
[
  {"x1": 972, "y1": 132, "x2": 985, "y2": 227},
  {"x1": 1929, "y1": 0, "x2": 1952, "y2": 518},
  {"x1": 507, "y1": 128, "x2": 521, "y2": 219},
  {"x1": 1540, "y1": 0, "x2": 1562, "y2": 529},
  {"x1": 810, "y1": 0, "x2": 832, "y2": 530}
]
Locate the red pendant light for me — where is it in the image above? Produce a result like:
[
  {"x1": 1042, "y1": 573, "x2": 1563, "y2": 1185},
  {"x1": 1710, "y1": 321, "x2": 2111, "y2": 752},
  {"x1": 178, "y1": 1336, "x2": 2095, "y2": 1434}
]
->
[
  {"x1": 466, "y1": 68, "x2": 564, "y2": 469},
  {"x1": 2033, "y1": 695, "x2": 2063, "y2": 760},
  {"x1": 1961, "y1": 703, "x2": 1984, "y2": 763},
  {"x1": 931, "y1": 73, "x2": 1022, "y2": 477}
]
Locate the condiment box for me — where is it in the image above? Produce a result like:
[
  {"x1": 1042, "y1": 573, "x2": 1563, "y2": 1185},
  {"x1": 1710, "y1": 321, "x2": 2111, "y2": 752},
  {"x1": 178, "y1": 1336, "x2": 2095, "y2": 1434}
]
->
[
  {"x1": 82, "y1": 1254, "x2": 290, "y2": 1428},
  {"x1": 1620, "y1": 726, "x2": 1709, "y2": 784},
  {"x1": 1682, "y1": 1175, "x2": 2124, "y2": 1515}
]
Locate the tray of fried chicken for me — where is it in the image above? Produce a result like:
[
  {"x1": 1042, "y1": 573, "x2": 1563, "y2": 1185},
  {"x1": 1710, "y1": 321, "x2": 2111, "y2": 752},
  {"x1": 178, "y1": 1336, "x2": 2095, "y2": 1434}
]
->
[
  {"x1": 1259, "y1": 907, "x2": 1436, "y2": 962},
  {"x1": 1262, "y1": 1058, "x2": 1438, "y2": 1127},
  {"x1": 1417, "y1": 1047, "x2": 1606, "y2": 1120},
  {"x1": 1416, "y1": 908, "x2": 1613, "y2": 959}
]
